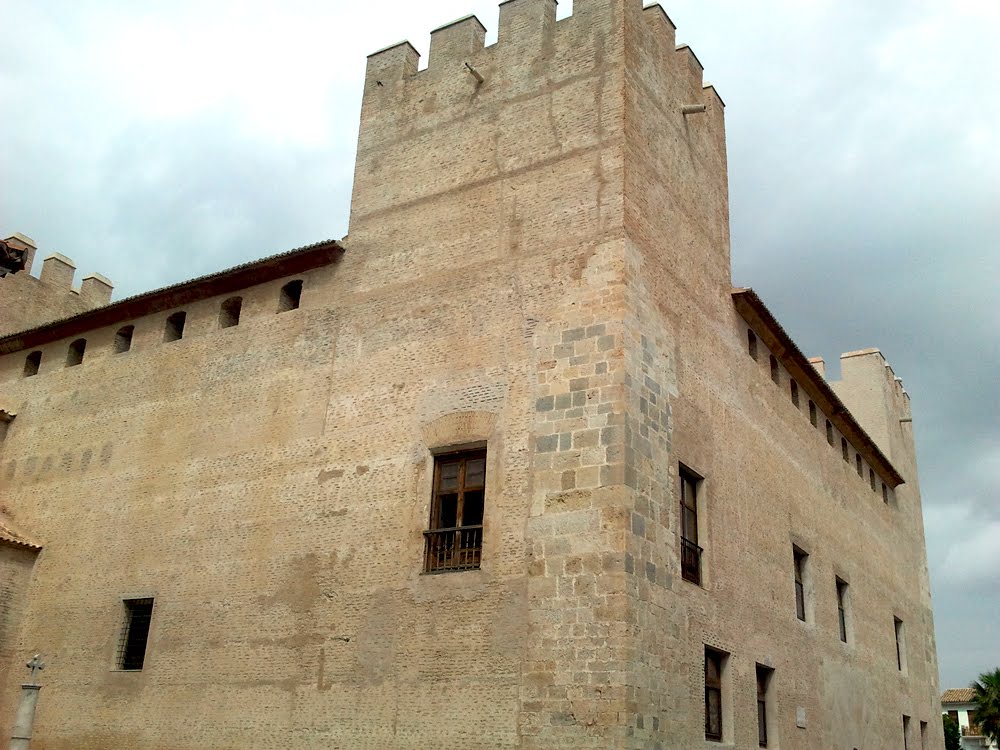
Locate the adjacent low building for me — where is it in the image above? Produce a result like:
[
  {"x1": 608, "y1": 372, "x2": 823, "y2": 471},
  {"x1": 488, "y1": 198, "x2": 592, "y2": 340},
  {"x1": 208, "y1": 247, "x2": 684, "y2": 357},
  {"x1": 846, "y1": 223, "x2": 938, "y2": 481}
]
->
[{"x1": 943, "y1": 688, "x2": 999, "y2": 749}]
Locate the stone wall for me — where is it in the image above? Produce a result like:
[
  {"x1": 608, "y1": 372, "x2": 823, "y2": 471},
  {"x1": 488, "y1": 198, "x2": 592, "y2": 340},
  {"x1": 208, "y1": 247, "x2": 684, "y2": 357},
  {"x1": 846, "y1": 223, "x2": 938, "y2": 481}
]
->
[{"x1": 0, "y1": 1, "x2": 941, "y2": 748}]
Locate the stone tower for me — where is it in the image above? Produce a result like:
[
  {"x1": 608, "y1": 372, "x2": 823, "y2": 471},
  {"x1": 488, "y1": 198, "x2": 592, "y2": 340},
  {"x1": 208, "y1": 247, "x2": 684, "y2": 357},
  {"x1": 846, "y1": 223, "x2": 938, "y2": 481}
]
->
[{"x1": 0, "y1": 1, "x2": 941, "y2": 748}]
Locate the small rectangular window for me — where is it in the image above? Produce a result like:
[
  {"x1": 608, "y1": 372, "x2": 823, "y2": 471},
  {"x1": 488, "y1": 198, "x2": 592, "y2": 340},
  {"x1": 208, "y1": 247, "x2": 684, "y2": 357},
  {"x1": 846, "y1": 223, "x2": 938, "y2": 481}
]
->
[
  {"x1": 164, "y1": 311, "x2": 186, "y2": 342},
  {"x1": 841, "y1": 437, "x2": 849, "y2": 462},
  {"x1": 856, "y1": 454, "x2": 863, "y2": 477},
  {"x1": 903, "y1": 714, "x2": 911, "y2": 750},
  {"x1": 220, "y1": 296, "x2": 242, "y2": 328},
  {"x1": 278, "y1": 280, "x2": 303, "y2": 312},
  {"x1": 748, "y1": 330, "x2": 758, "y2": 360},
  {"x1": 793, "y1": 547, "x2": 808, "y2": 622},
  {"x1": 66, "y1": 338, "x2": 86, "y2": 367},
  {"x1": 825, "y1": 420, "x2": 834, "y2": 446},
  {"x1": 705, "y1": 647, "x2": 727, "y2": 742},
  {"x1": 882, "y1": 483, "x2": 890, "y2": 504},
  {"x1": 808, "y1": 401, "x2": 817, "y2": 427},
  {"x1": 424, "y1": 449, "x2": 486, "y2": 573},
  {"x1": 756, "y1": 664, "x2": 773, "y2": 747},
  {"x1": 790, "y1": 380, "x2": 799, "y2": 407},
  {"x1": 919, "y1": 720, "x2": 928, "y2": 749},
  {"x1": 117, "y1": 598, "x2": 154, "y2": 670},
  {"x1": 770, "y1": 355, "x2": 780, "y2": 385},
  {"x1": 679, "y1": 466, "x2": 702, "y2": 585},
  {"x1": 23, "y1": 350, "x2": 41, "y2": 377},
  {"x1": 114, "y1": 325, "x2": 134, "y2": 354},
  {"x1": 869, "y1": 468, "x2": 877, "y2": 492},
  {"x1": 836, "y1": 578, "x2": 849, "y2": 643}
]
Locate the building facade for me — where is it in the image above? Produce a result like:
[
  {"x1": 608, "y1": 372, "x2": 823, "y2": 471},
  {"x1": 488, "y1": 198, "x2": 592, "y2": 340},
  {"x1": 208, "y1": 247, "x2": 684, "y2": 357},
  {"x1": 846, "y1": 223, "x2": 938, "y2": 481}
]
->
[{"x1": 0, "y1": 1, "x2": 942, "y2": 748}]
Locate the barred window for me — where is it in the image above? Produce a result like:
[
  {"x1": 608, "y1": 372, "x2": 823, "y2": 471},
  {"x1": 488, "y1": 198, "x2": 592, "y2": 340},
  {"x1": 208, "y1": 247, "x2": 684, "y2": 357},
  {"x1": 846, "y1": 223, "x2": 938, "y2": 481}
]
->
[
  {"x1": 424, "y1": 450, "x2": 486, "y2": 573},
  {"x1": 117, "y1": 598, "x2": 154, "y2": 670}
]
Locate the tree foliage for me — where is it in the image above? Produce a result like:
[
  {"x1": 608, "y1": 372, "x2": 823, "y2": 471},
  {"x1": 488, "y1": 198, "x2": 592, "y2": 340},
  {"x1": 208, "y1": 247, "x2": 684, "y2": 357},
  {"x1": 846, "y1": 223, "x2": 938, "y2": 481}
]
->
[
  {"x1": 942, "y1": 713, "x2": 961, "y2": 750},
  {"x1": 972, "y1": 667, "x2": 1000, "y2": 743}
]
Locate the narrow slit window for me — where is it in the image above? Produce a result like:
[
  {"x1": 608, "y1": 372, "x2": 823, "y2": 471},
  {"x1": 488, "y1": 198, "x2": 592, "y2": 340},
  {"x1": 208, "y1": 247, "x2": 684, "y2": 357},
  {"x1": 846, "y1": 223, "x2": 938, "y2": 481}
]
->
[
  {"x1": 705, "y1": 647, "x2": 726, "y2": 742},
  {"x1": 856, "y1": 454, "x2": 863, "y2": 477},
  {"x1": 841, "y1": 437, "x2": 849, "y2": 462},
  {"x1": 66, "y1": 338, "x2": 86, "y2": 367},
  {"x1": 23, "y1": 350, "x2": 41, "y2": 377},
  {"x1": 790, "y1": 380, "x2": 799, "y2": 407},
  {"x1": 769, "y1": 355, "x2": 780, "y2": 385},
  {"x1": 278, "y1": 280, "x2": 303, "y2": 312},
  {"x1": 756, "y1": 664, "x2": 773, "y2": 747},
  {"x1": 894, "y1": 617, "x2": 906, "y2": 673},
  {"x1": 825, "y1": 420, "x2": 834, "y2": 446},
  {"x1": 114, "y1": 325, "x2": 134, "y2": 354},
  {"x1": 808, "y1": 401, "x2": 817, "y2": 427},
  {"x1": 836, "y1": 578, "x2": 849, "y2": 643},
  {"x1": 869, "y1": 468, "x2": 877, "y2": 492},
  {"x1": 903, "y1": 715, "x2": 911, "y2": 750},
  {"x1": 882, "y1": 483, "x2": 890, "y2": 504},
  {"x1": 793, "y1": 547, "x2": 808, "y2": 622},
  {"x1": 117, "y1": 598, "x2": 154, "y2": 670},
  {"x1": 164, "y1": 312, "x2": 186, "y2": 342},
  {"x1": 747, "y1": 330, "x2": 758, "y2": 360},
  {"x1": 919, "y1": 720, "x2": 928, "y2": 750},
  {"x1": 424, "y1": 449, "x2": 486, "y2": 573},
  {"x1": 219, "y1": 296, "x2": 243, "y2": 328}
]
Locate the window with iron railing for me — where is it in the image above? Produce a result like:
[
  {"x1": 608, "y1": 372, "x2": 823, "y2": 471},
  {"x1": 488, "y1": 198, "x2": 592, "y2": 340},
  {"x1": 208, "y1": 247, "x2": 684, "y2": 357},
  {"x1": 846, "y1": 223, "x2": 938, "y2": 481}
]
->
[
  {"x1": 679, "y1": 466, "x2": 703, "y2": 585},
  {"x1": 424, "y1": 450, "x2": 486, "y2": 574}
]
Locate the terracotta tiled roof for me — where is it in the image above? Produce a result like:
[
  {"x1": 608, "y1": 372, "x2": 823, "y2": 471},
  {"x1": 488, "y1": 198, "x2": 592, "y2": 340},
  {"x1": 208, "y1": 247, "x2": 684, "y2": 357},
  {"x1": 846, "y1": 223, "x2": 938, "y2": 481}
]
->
[
  {"x1": 731, "y1": 288, "x2": 905, "y2": 488},
  {"x1": 0, "y1": 518, "x2": 41, "y2": 551},
  {"x1": 0, "y1": 238, "x2": 344, "y2": 355},
  {"x1": 942, "y1": 688, "x2": 977, "y2": 703}
]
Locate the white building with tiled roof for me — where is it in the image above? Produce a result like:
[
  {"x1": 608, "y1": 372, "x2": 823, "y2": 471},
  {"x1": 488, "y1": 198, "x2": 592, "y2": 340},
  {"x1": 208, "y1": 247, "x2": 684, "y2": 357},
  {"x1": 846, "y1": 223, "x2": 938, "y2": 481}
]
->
[{"x1": 942, "y1": 688, "x2": 998, "y2": 749}]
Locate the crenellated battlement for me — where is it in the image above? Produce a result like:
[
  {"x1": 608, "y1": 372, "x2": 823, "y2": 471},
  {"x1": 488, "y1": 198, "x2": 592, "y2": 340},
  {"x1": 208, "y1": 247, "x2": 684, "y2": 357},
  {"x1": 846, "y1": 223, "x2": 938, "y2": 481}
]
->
[
  {"x1": 0, "y1": 233, "x2": 114, "y2": 336},
  {"x1": 350, "y1": 0, "x2": 727, "y2": 256},
  {"x1": 362, "y1": 0, "x2": 715, "y2": 96}
]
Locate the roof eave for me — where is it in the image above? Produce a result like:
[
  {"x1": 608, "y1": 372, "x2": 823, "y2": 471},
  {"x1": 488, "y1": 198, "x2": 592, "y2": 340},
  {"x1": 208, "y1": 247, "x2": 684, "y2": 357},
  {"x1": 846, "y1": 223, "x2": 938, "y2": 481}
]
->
[
  {"x1": 0, "y1": 240, "x2": 344, "y2": 355},
  {"x1": 732, "y1": 288, "x2": 905, "y2": 488}
]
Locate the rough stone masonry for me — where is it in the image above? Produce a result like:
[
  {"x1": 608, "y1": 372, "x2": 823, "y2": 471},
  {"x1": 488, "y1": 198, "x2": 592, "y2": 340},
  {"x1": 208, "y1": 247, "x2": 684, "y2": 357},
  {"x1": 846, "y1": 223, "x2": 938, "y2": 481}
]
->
[{"x1": 0, "y1": 1, "x2": 941, "y2": 748}]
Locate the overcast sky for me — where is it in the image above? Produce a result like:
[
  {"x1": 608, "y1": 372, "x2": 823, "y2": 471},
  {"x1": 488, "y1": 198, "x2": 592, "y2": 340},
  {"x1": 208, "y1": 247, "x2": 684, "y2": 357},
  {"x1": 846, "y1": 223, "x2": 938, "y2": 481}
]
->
[{"x1": 2, "y1": 0, "x2": 997, "y2": 688}]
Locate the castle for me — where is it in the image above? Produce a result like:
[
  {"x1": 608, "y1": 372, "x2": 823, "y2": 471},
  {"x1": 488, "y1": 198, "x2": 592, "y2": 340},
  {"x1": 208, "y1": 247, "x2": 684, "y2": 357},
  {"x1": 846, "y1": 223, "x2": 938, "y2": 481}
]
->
[{"x1": 0, "y1": 1, "x2": 942, "y2": 748}]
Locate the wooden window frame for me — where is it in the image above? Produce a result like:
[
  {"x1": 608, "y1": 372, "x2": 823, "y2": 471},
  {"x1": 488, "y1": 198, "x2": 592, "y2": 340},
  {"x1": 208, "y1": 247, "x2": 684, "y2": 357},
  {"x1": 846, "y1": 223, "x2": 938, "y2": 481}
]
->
[
  {"x1": 705, "y1": 647, "x2": 726, "y2": 742},
  {"x1": 756, "y1": 664, "x2": 773, "y2": 747},
  {"x1": 423, "y1": 449, "x2": 486, "y2": 574},
  {"x1": 679, "y1": 466, "x2": 703, "y2": 585}
]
